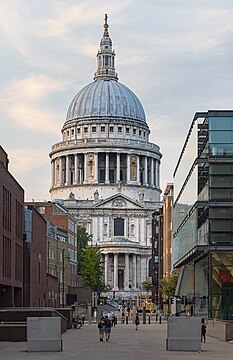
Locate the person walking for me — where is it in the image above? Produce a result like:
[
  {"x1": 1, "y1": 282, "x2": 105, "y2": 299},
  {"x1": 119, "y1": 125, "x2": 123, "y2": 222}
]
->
[
  {"x1": 104, "y1": 315, "x2": 112, "y2": 341},
  {"x1": 135, "y1": 313, "x2": 140, "y2": 330},
  {"x1": 121, "y1": 309, "x2": 125, "y2": 324},
  {"x1": 98, "y1": 316, "x2": 105, "y2": 342},
  {"x1": 201, "y1": 318, "x2": 206, "y2": 343}
]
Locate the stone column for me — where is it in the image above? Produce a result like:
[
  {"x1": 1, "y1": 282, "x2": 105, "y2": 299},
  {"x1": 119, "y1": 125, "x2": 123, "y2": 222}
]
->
[
  {"x1": 65, "y1": 155, "x2": 70, "y2": 185},
  {"x1": 144, "y1": 156, "x2": 148, "y2": 185},
  {"x1": 137, "y1": 155, "x2": 140, "y2": 184},
  {"x1": 105, "y1": 152, "x2": 109, "y2": 183},
  {"x1": 113, "y1": 253, "x2": 118, "y2": 290},
  {"x1": 59, "y1": 157, "x2": 63, "y2": 186},
  {"x1": 74, "y1": 154, "x2": 79, "y2": 184},
  {"x1": 137, "y1": 255, "x2": 141, "y2": 288},
  {"x1": 51, "y1": 160, "x2": 55, "y2": 188},
  {"x1": 141, "y1": 255, "x2": 147, "y2": 282},
  {"x1": 105, "y1": 254, "x2": 109, "y2": 285},
  {"x1": 84, "y1": 153, "x2": 87, "y2": 182},
  {"x1": 132, "y1": 254, "x2": 137, "y2": 289},
  {"x1": 151, "y1": 158, "x2": 154, "y2": 186},
  {"x1": 124, "y1": 253, "x2": 129, "y2": 290},
  {"x1": 127, "y1": 154, "x2": 130, "y2": 183},
  {"x1": 157, "y1": 161, "x2": 160, "y2": 188},
  {"x1": 95, "y1": 153, "x2": 98, "y2": 182},
  {"x1": 116, "y1": 153, "x2": 120, "y2": 182}
]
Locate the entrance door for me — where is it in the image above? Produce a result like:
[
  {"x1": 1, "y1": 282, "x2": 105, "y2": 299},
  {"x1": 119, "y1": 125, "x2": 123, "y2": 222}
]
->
[{"x1": 118, "y1": 269, "x2": 124, "y2": 290}]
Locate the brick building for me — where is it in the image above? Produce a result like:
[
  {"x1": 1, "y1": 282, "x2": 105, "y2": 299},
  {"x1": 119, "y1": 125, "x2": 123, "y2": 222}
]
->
[
  {"x1": 23, "y1": 205, "x2": 59, "y2": 307},
  {"x1": 0, "y1": 146, "x2": 24, "y2": 307},
  {"x1": 25, "y1": 201, "x2": 81, "y2": 304}
]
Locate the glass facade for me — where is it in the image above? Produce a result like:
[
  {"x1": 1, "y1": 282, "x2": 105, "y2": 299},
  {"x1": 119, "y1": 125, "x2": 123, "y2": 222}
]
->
[
  {"x1": 173, "y1": 118, "x2": 198, "y2": 265},
  {"x1": 173, "y1": 111, "x2": 233, "y2": 320}
]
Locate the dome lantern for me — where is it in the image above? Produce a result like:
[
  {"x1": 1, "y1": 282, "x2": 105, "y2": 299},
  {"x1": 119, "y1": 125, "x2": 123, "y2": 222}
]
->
[{"x1": 93, "y1": 14, "x2": 118, "y2": 81}]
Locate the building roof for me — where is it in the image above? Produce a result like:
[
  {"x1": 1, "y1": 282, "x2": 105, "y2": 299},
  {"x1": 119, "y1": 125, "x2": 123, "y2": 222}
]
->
[{"x1": 65, "y1": 14, "x2": 146, "y2": 125}]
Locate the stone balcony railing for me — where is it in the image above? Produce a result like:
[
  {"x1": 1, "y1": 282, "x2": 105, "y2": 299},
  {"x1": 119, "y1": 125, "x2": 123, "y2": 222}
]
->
[{"x1": 51, "y1": 138, "x2": 160, "y2": 154}]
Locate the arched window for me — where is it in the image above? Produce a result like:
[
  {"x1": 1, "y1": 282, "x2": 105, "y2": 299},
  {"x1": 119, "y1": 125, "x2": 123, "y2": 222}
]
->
[{"x1": 114, "y1": 218, "x2": 124, "y2": 236}]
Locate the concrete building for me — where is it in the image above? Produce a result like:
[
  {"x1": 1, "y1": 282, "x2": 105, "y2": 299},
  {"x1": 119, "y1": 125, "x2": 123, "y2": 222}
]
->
[
  {"x1": 49, "y1": 16, "x2": 162, "y2": 298},
  {"x1": 0, "y1": 146, "x2": 24, "y2": 307},
  {"x1": 173, "y1": 110, "x2": 233, "y2": 320}
]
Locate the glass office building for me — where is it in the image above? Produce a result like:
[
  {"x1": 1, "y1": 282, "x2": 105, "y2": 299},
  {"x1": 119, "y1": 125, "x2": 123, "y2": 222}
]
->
[{"x1": 173, "y1": 110, "x2": 233, "y2": 320}]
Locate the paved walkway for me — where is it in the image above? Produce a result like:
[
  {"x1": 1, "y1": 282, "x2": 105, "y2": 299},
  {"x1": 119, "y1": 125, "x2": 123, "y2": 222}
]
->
[{"x1": 0, "y1": 322, "x2": 232, "y2": 360}]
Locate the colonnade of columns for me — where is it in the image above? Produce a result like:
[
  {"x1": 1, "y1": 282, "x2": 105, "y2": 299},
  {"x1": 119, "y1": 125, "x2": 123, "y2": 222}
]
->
[
  {"x1": 104, "y1": 252, "x2": 148, "y2": 291},
  {"x1": 51, "y1": 152, "x2": 160, "y2": 188}
]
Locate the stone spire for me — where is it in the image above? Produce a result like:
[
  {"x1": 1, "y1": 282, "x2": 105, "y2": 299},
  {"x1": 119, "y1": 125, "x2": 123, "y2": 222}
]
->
[{"x1": 94, "y1": 14, "x2": 118, "y2": 81}]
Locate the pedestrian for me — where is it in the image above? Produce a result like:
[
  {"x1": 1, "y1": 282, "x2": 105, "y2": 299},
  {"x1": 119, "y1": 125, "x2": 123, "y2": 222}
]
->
[
  {"x1": 135, "y1": 313, "x2": 140, "y2": 330},
  {"x1": 111, "y1": 312, "x2": 115, "y2": 327},
  {"x1": 121, "y1": 309, "x2": 125, "y2": 324},
  {"x1": 98, "y1": 316, "x2": 105, "y2": 342},
  {"x1": 201, "y1": 318, "x2": 206, "y2": 343},
  {"x1": 104, "y1": 316, "x2": 112, "y2": 341}
]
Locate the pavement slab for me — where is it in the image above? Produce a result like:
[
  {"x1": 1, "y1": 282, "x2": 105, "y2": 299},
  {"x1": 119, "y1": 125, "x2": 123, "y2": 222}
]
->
[{"x1": 0, "y1": 322, "x2": 232, "y2": 360}]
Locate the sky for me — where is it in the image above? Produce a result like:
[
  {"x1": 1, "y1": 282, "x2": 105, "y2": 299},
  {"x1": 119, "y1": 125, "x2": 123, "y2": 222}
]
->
[{"x1": 1, "y1": 0, "x2": 233, "y2": 201}]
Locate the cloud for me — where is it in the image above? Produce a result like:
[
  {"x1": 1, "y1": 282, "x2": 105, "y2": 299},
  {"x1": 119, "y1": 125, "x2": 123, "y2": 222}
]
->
[
  {"x1": 38, "y1": 0, "x2": 132, "y2": 38},
  {"x1": 7, "y1": 146, "x2": 48, "y2": 175},
  {"x1": 1, "y1": 75, "x2": 69, "y2": 133}
]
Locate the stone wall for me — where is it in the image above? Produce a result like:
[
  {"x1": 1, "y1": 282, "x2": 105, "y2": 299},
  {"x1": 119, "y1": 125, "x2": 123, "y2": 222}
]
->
[{"x1": 207, "y1": 320, "x2": 233, "y2": 341}]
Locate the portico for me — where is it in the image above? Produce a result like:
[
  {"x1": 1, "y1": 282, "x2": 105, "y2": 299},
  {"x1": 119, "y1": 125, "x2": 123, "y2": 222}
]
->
[{"x1": 103, "y1": 251, "x2": 149, "y2": 291}]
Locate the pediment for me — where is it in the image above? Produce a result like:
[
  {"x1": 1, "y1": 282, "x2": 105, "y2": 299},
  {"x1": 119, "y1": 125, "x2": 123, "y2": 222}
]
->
[{"x1": 93, "y1": 194, "x2": 145, "y2": 210}]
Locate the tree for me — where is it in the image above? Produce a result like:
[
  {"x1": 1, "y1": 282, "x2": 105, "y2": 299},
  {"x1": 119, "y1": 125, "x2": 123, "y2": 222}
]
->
[
  {"x1": 77, "y1": 225, "x2": 92, "y2": 273},
  {"x1": 160, "y1": 270, "x2": 179, "y2": 298},
  {"x1": 80, "y1": 244, "x2": 104, "y2": 291},
  {"x1": 141, "y1": 279, "x2": 153, "y2": 293},
  {"x1": 160, "y1": 270, "x2": 180, "y2": 315}
]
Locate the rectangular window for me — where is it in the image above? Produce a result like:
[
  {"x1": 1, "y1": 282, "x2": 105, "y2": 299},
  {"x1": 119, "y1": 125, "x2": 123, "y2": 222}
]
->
[
  {"x1": 92, "y1": 126, "x2": 96, "y2": 133},
  {"x1": 84, "y1": 127, "x2": 88, "y2": 133},
  {"x1": 139, "y1": 130, "x2": 142, "y2": 136},
  {"x1": 109, "y1": 169, "x2": 115, "y2": 183},
  {"x1": 126, "y1": 128, "x2": 130, "y2": 134},
  {"x1": 114, "y1": 218, "x2": 124, "y2": 236},
  {"x1": 101, "y1": 126, "x2": 105, "y2": 132},
  {"x1": 2, "y1": 236, "x2": 11, "y2": 278},
  {"x1": 109, "y1": 127, "x2": 114, "y2": 133},
  {"x1": 133, "y1": 129, "x2": 136, "y2": 135},
  {"x1": 77, "y1": 128, "x2": 80, "y2": 134},
  {"x1": 71, "y1": 129, "x2": 74, "y2": 135},
  {"x1": 104, "y1": 56, "x2": 109, "y2": 66},
  {"x1": 99, "y1": 169, "x2": 105, "y2": 183},
  {"x1": 118, "y1": 127, "x2": 122, "y2": 133}
]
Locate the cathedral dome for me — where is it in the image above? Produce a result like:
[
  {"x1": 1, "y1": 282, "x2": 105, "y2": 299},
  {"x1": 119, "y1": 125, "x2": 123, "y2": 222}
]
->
[
  {"x1": 65, "y1": 14, "x2": 146, "y2": 125},
  {"x1": 66, "y1": 79, "x2": 146, "y2": 123}
]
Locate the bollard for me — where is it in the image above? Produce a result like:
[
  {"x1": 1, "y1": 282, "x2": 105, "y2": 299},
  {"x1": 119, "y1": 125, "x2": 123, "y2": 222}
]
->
[
  {"x1": 126, "y1": 316, "x2": 128, "y2": 324},
  {"x1": 159, "y1": 314, "x2": 162, "y2": 324},
  {"x1": 143, "y1": 307, "x2": 146, "y2": 324},
  {"x1": 148, "y1": 315, "x2": 151, "y2": 324},
  {"x1": 156, "y1": 312, "x2": 158, "y2": 322}
]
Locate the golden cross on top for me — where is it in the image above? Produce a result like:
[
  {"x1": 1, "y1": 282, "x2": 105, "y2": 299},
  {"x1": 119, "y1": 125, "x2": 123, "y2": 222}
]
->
[{"x1": 104, "y1": 14, "x2": 109, "y2": 36}]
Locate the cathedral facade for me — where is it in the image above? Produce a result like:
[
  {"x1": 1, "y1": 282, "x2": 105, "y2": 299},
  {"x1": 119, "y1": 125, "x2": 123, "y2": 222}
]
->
[{"x1": 49, "y1": 16, "x2": 162, "y2": 297}]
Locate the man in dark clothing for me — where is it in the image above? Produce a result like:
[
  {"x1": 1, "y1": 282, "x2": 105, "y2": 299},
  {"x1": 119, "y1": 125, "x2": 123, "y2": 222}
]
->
[
  {"x1": 104, "y1": 316, "x2": 112, "y2": 341},
  {"x1": 201, "y1": 318, "x2": 206, "y2": 343}
]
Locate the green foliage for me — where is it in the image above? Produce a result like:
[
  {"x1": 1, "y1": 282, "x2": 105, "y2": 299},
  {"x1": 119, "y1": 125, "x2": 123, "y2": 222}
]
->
[
  {"x1": 77, "y1": 225, "x2": 92, "y2": 273},
  {"x1": 80, "y1": 245, "x2": 104, "y2": 291},
  {"x1": 160, "y1": 270, "x2": 180, "y2": 298},
  {"x1": 141, "y1": 279, "x2": 152, "y2": 292}
]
